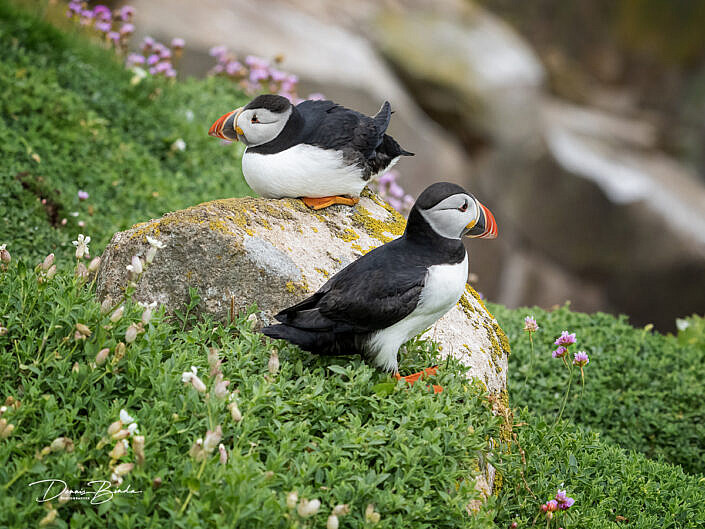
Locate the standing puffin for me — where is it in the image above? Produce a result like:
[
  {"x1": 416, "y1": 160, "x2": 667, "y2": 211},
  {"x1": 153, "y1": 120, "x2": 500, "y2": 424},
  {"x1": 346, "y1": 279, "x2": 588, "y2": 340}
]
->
[
  {"x1": 208, "y1": 94, "x2": 413, "y2": 209},
  {"x1": 261, "y1": 182, "x2": 498, "y2": 391}
]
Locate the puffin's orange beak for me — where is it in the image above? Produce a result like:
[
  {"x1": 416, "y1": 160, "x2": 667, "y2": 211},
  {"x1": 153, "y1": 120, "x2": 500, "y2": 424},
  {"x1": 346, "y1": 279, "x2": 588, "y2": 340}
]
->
[
  {"x1": 466, "y1": 200, "x2": 498, "y2": 239},
  {"x1": 208, "y1": 107, "x2": 243, "y2": 141}
]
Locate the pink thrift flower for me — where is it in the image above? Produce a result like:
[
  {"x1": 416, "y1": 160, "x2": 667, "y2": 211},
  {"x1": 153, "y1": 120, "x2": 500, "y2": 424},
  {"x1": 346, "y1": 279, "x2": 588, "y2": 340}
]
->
[
  {"x1": 209, "y1": 45, "x2": 228, "y2": 59},
  {"x1": 141, "y1": 36, "x2": 155, "y2": 50},
  {"x1": 573, "y1": 351, "x2": 589, "y2": 367},
  {"x1": 147, "y1": 54, "x2": 160, "y2": 66},
  {"x1": 225, "y1": 61, "x2": 243, "y2": 76},
  {"x1": 95, "y1": 21, "x2": 111, "y2": 33},
  {"x1": 270, "y1": 69, "x2": 287, "y2": 82},
  {"x1": 93, "y1": 5, "x2": 111, "y2": 21},
  {"x1": 68, "y1": 1, "x2": 82, "y2": 15},
  {"x1": 388, "y1": 181, "x2": 405, "y2": 199},
  {"x1": 559, "y1": 497, "x2": 575, "y2": 510},
  {"x1": 107, "y1": 31, "x2": 120, "y2": 43},
  {"x1": 388, "y1": 197, "x2": 402, "y2": 211},
  {"x1": 552, "y1": 346, "x2": 567, "y2": 359},
  {"x1": 523, "y1": 316, "x2": 539, "y2": 332},
  {"x1": 127, "y1": 53, "x2": 145, "y2": 66},
  {"x1": 154, "y1": 62, "x2": 171, "y2": 74},
  {"x1": 245, "y1": 55, "x2": 268, "y2": 69},
  {"x1": 280, "y1": 81, "x2": 296, "y2": 94},
  {"x1": 120, "y1": 6, "x2": 136, "y2": 21},
  {"x1": 378, "y1": 171, "x2": 396, "y2": 185},
  {"x1": 171, "y1": 37, "x2": 185, "y2": 49},
  {"x1": 307, "y1": 92, "x2": 325, "y2": 101},
  {"x1": 546, "y1": 500, "x2": 558, "y2": 512},
  {"x1": 554, "y1": 331, "x2": 576, "y2": 347},
  {"x1": 249, "y1": 68, "x2": 269, "y2": 83},
  {"x1": 120, "y1": 23, "x2": 134, "y2": 35},
  {"x1": 78, "y1": 190, "x2": 89, "y2": 200}
]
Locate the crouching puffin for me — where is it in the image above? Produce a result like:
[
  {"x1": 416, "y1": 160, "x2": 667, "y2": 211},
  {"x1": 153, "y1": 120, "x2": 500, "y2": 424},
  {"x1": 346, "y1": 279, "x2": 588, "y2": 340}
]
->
[
  {"x1": 208, "y1": 94, "x2": 413, "y2": 209},
  {"x1": 261, "y1": 182, "x2": 498, "y2": 392}
]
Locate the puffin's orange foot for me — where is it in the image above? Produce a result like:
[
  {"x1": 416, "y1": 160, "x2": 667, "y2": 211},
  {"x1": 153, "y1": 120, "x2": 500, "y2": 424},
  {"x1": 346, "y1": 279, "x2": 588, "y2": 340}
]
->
[
  {"x1": 394, "y1": 366, "x2": 442, "y2": 393},
  {"x1": 301, "y1": 196, "x2": 360, "y2": 210}
]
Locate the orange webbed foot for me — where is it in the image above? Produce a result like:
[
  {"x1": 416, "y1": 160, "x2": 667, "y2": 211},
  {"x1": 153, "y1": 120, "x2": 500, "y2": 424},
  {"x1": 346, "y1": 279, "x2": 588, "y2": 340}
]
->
[
  {"x1": 301, "y1": 196, "x2": 360, "y2": 210},
  {"x1": 394, "y1": 366, "x2": 442, "y2": 393}
]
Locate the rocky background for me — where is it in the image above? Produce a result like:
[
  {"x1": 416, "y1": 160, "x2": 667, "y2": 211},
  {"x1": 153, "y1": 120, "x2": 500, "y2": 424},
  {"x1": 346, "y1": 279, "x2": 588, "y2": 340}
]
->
[{"x1": 125, "y1": 0, "x2": 705, "y2": 330}]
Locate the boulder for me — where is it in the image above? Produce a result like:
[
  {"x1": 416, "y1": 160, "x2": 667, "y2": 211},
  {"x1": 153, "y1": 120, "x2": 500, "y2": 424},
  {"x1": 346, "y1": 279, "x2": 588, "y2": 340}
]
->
[{"x1": 96, "y1": 191, "x2": 509, "y2": 395}]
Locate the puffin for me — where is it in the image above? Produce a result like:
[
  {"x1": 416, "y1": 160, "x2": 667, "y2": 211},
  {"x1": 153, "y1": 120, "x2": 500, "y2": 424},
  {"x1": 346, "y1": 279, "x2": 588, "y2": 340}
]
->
[
  {"x1": 261, "y1": 182, "x2": 498, "y2": 392},
  {"x1": 208, "y1": 94, "x2": 413, "y2": 209}
]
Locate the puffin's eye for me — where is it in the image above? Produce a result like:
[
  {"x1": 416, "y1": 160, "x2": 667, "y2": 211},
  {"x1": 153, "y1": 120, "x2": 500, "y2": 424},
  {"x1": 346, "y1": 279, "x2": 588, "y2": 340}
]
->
[
  {"x1": 459, "y1": 201, "x2": 468, "y2": 212},
  {"x1": 251, "y1": 115, "x2": 259, "y2": 124}
]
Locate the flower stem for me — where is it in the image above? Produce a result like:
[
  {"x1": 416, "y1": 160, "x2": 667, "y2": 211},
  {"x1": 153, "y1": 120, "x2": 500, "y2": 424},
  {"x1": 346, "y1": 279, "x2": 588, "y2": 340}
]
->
[
  {"x1": 179, "y1": 458, "x2": 208, "y2": 515},
  {"x1": 521, "y1": 332, "x2": 535, "y2": 392},
  {"x1": 3, "y1": 465, "x2": 29, "y2": 491},
  {"x1": 554, "y1": 364, "x2": 573, "y2": 427}
]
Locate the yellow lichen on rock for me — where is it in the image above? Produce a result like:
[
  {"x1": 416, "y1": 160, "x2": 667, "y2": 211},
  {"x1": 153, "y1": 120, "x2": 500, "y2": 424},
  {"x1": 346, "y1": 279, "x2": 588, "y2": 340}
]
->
[
  {"x1": 338, "y1": 228, "x2": 360, "y2": 242},
  {"x1": 352, "y1": 205, "x2": 405, "y2": 244}
]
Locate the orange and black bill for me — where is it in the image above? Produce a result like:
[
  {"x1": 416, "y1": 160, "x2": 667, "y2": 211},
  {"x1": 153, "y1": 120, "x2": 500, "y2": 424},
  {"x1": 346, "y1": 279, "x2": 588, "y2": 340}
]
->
[
  {"x1": 466, "y1": 201, "x2": 498, "y2": 239},
  {"x1": 208, "y1": 107, "x2": 243, "y2": 141}
]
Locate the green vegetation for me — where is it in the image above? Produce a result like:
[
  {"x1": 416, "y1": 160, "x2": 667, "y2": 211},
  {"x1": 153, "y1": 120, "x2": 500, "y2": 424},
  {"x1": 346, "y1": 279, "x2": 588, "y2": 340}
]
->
[
  {"x1": 0, "y1": 0, "x2": 251, "y2": 264},
  {"x1": 2, "y1": 2, "x2": 705, "y2": 528},
  {"x1": 494, "y1": 410, "x2": 705, "y2": 528},
  {"x1": 0, "y1": 261, "x2": 499, "y2": 528},
  {"x1": 490, "y1": 303, "x2": 705, "y2": 475}
]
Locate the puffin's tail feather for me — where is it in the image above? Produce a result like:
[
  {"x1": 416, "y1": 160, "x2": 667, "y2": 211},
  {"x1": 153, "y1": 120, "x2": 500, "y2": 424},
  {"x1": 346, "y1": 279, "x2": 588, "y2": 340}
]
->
[
  {"x1": 373, "y1": 101, "x2": 392, "y2": 135},
  {"x1": 381, "y1": 134, "x2": 414, "y2": 157},
  {"x1": 261, "y1": 324, "x2": 359, "y2": 356}
]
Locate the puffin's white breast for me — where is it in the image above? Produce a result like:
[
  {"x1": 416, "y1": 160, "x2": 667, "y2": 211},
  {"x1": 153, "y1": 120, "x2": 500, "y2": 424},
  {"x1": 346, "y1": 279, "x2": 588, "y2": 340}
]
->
[
  {"x1": 242, "y1": 145, "x2": 367, "y2": 198},
  {"x1": 367, "y1": 253, "x2": 469, "y2": 372}
]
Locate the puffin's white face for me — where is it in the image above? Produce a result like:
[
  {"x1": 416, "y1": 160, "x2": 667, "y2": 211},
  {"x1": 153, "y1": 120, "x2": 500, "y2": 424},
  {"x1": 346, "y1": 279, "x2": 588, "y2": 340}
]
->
[
  {"x1": 419, "y1": 193, "x2": 497, "y2": 240},
  {"x1": 235, "y1": 106, "x2": 292, "y2": 147}
]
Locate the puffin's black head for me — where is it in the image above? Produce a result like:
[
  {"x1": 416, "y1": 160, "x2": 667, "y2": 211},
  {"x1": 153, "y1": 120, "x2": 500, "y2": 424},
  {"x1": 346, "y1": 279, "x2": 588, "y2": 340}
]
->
[
  {"x1": 208, "y1": 94, "x2": 293, "y2": 146},
  {"x1": 407, "y1": 182, "x2": 498, "y2": 240}
]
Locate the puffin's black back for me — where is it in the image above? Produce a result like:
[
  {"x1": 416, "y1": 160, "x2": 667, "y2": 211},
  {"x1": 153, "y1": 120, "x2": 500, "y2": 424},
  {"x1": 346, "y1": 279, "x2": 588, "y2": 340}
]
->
[{"x1": 247, "y1": 98, "x2": 413, "y2": 178}]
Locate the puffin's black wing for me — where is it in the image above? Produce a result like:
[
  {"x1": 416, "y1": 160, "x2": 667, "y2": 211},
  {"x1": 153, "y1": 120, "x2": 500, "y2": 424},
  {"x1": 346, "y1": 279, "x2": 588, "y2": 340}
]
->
[
  {"x1": 296, "y1": 100, "x2": 391, "y2": 160},
  {"x1": 271, "y1": 240, "x2": 426, "y2": 334}
]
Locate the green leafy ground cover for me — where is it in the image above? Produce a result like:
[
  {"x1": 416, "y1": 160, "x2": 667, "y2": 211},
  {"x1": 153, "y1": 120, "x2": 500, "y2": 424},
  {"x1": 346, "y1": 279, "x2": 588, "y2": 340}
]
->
[
  {"x1": 0, "y1": 261, "x2": 499, "y2": 528},
  {"x1": 490, "y1": 304, "x2": 705, "y2": 475},
  {"x1": 2, "y1": 2, "x2": 705, "y2": 527}
]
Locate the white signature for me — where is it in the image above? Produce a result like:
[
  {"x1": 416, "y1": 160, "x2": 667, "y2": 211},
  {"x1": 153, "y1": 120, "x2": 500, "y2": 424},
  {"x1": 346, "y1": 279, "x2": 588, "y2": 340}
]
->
[{"x1": 28, "y1": 479, "x2": 142, "y2": 505}]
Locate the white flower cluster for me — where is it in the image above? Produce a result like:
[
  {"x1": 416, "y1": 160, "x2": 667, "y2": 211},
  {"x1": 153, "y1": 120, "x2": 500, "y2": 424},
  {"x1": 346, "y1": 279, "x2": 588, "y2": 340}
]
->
[{"x1": 106, "y1": 409, "x2": 144, "y2": 484}]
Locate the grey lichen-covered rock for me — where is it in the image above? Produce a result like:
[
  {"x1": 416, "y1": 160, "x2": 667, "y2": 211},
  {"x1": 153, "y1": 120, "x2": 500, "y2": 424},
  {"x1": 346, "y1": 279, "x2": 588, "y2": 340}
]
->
[{"x1": 96, "y1": 191, "x2": 510, "y2": 394}]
